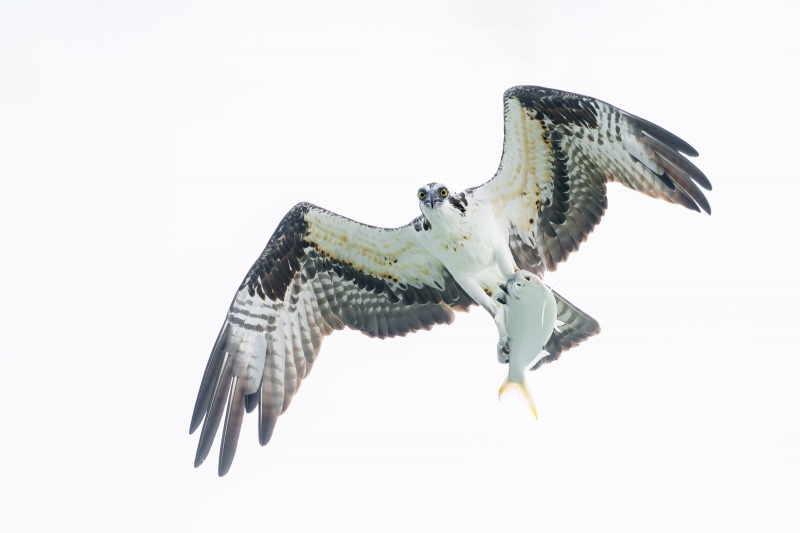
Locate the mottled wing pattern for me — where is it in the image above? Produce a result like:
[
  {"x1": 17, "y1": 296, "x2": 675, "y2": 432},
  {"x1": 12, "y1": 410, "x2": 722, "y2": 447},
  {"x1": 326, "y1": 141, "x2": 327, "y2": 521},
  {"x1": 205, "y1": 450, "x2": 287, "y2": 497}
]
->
[
  {"x1": 532, "y1": 290, "x2": 601, "y2": 371},
  {"x1": 473, "y1": 85, "x2": 711, "y2": 272},
  {"x1": 190, "y1": 203, "x2": 474, "y2": 476}
]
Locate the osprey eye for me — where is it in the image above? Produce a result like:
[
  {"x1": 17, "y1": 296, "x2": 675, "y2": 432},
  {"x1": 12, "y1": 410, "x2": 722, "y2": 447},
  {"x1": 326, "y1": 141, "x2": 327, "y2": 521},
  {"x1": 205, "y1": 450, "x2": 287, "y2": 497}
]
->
[
  {"x1": 439, "y1": 188, "x2": 448, "y2": 197},
  {"x1": 418, "y1": 191, "x2": 426, "y2": 200}
]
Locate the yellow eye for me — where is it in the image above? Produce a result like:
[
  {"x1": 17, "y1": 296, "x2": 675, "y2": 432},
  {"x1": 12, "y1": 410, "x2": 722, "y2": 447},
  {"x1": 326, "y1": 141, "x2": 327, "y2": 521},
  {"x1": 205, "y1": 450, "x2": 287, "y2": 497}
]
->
[
  {"x1": 418, "y1": 191, "x2": 426, "y2": 200},
  {"x1": 439, "y1": 189, "x2": 448, "y2": 197}
]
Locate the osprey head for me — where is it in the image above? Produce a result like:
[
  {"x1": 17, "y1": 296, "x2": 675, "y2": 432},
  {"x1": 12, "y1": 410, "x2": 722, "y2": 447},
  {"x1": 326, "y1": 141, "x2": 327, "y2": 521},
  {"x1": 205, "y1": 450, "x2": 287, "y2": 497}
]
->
[{"x1": 417, "y1": 182, "x2": 450, "y2": 211}]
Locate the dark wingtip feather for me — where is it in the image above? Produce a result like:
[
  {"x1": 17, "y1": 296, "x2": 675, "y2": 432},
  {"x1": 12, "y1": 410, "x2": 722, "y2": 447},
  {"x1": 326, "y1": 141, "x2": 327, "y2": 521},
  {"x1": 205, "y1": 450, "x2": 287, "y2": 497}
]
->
[
  {"x1": 259, "y1": 415, "x2": 277, "y2": 446},
  {"x1": 244, "y1": 389, "x2": 259, "y2": 413},
  {"x1": 193, "y1": 353, "x2": 233, "y2": 468},
  {"x1": 675, "y1": 188, "x2": 702, "y2": 213},
  {"x1": 652, "y1": 161, "x2": 711, "y2": 215},
  {"x1": 671, "y1": 170, "x2": 711, "y2": 214},
  {"x1": 625, "y1": 111, "x2": 699, "y2": 157},
  {"x1": 258, "y1": 385, "x2": 278, "y2": 446},
  {"x1": 190, "y1": 323, "x2": 231, "y2": 434},
  {"x1": 644, "y1": 132, "x2": 712, "y2": 197},
  {"x1": 218, "y1": 377, "x2": 246, "y2": 477}
]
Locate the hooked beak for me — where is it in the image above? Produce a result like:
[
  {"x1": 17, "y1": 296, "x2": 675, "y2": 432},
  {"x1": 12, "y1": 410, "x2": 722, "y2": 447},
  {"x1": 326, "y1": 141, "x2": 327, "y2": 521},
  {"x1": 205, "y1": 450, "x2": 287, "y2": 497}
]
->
[{"x1": 424, "y1": 196, "x2": 435, "y2": 208}]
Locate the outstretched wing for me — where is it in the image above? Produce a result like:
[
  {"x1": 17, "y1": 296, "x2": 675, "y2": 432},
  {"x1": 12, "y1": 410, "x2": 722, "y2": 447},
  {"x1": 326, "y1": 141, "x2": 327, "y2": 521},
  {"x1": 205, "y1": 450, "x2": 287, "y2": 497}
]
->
[
  {"x1": 190, "y1": 202, "x2": 474, "y2": 476},
  {"x1": 473, "y1": 85, "x2": 712, "y2": 274}
]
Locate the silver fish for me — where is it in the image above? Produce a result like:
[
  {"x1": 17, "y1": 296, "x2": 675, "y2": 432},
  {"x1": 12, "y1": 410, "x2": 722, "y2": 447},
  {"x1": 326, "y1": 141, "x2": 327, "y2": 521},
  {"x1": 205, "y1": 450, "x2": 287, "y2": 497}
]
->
[{"x1": 496, "y1": 270, "x2": 558, "y2": 418}]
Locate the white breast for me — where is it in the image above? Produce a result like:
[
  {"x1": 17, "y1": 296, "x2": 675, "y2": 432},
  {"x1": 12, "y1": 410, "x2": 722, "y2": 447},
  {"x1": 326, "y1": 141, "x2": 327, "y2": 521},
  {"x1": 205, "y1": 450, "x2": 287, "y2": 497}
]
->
[{"x1": 416, "y1": 199, "x2": 507, "y2": 286}]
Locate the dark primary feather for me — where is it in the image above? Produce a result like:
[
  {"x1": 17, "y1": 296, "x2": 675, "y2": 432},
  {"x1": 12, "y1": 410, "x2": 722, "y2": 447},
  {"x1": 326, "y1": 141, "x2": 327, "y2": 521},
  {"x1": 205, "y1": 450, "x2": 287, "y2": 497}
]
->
[
  {"x1": 244, "y1": 388, "x2": 259, "y2": 413},
  {"x1": 219, "y1": 376, "x2": 246, "y2": 476},
  {"x1": 189, "y1": 323, "x2": 230, "y2": 434},
  {"x1": 193, "y1": 351, "x2": 233, "y2": 468},
  {"x1": 624, "y1": 112, "x2": 700, "y2": 158}
]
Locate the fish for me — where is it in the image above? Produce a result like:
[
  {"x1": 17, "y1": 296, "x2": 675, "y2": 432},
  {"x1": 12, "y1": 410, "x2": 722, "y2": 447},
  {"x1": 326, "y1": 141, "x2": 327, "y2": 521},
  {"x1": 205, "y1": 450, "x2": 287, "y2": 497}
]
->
[{"x1": 495, "y1": 270, "x2": 558, "y2": 418}]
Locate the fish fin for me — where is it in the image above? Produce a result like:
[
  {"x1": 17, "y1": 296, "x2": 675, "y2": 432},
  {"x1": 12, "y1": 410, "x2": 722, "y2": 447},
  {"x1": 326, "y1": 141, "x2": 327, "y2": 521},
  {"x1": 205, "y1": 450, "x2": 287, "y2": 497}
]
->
[{"x1": 498, "y1": 377, "x2": 539, "y2": 419}]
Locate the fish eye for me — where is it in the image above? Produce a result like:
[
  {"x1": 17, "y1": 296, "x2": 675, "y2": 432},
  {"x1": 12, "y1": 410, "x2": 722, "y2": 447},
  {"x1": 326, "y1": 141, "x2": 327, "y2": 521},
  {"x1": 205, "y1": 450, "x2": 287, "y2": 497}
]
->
[
  {"x1": 439, "y1": 188, "x2": 448, "y2": 197},
  {"x1": 418, "y1": 190, "x2": 427, "y2": 200}
]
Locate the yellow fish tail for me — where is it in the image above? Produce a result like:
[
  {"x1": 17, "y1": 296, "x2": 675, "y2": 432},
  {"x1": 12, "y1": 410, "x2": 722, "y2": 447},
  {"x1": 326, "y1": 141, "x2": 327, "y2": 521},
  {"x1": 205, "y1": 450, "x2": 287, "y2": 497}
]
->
[{"x1": 498, "y1": 377, "x2": 539, "y2": 419}]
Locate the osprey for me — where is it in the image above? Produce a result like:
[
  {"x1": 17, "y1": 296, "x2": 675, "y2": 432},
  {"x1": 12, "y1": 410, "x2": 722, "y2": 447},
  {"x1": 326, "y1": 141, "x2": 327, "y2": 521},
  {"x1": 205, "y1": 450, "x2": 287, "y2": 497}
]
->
[{"x1": 190, "y1": 86, "x2": 711, "y2": 476}]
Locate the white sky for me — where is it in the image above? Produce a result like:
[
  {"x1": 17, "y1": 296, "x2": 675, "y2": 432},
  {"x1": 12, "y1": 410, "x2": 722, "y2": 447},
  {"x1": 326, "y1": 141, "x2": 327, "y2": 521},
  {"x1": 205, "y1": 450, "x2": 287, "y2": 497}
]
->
[{"x1": 2, "y1": 1, "x2": 799, "y2": 531}]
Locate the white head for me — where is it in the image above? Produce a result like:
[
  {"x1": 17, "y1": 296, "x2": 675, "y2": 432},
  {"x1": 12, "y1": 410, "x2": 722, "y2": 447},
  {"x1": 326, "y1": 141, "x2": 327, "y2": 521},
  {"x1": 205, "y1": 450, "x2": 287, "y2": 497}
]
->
[
  {"x1": 417, "y1": 182, "x2": 467, "y2": 216},
  {"x1": 417, "y1": 182, "x2": 450, "y2": 210}
]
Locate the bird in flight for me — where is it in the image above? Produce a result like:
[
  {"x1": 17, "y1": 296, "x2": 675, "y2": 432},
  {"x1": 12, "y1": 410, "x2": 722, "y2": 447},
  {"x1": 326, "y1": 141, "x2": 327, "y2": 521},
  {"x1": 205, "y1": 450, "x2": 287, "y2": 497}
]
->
[{"x1": 189, "y1": 85, "x2": 711, "y2": 476}]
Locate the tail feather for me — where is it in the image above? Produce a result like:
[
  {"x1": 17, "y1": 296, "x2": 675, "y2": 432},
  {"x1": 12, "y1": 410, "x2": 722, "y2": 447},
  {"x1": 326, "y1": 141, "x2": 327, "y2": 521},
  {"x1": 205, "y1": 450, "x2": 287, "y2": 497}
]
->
[{"x1": 533, "y1": 290, "x2": 601, "y2": 371}]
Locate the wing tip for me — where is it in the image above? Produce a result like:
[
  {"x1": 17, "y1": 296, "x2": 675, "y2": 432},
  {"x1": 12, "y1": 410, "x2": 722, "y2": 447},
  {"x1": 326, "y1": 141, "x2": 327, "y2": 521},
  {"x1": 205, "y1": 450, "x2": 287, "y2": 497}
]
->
[
  {"x1": 675, "y1": 144, "x2": 700, "y2": 158},
  {"x1": 630, "y1": 111, "x2": 701, "y2": 159},
  {"x1": 218, "y1": 376, "x2": 245, "y2": 477},
  {"x1": 193, "y1": 451, "x2": 207, "y2": 469},
  {"x1": 258, "y1": 415, "x2": 277, "y2": 446},
  {"x1": 189, "y1": 414, "x2": 203, "y2": 435},
  {"x1": 218, "y1": 455, "x2": 234, "y2": 477}
]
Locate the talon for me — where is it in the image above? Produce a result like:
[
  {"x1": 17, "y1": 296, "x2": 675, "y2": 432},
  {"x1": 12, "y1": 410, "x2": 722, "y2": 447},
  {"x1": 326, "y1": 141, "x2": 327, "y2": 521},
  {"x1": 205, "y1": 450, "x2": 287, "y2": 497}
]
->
[
  {"x1": 498, "y1": 283, "x2": 508, "y2": 294},
  {"x1": 496, "y1": 294, "x2": 507, "y2": 305},
  {"x1": 500, "y1": 337, "x2": 510, "y2": 354},
  {"x1": 497, "y1": 335, "x2": 511, "y2": 363}
]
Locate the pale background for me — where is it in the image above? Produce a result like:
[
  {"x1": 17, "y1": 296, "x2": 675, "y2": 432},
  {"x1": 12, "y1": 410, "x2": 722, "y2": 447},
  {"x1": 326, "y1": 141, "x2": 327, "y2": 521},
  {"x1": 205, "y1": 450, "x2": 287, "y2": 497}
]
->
[{"x1": 2, "y1": 1, "x2": 798, "y2": 531}]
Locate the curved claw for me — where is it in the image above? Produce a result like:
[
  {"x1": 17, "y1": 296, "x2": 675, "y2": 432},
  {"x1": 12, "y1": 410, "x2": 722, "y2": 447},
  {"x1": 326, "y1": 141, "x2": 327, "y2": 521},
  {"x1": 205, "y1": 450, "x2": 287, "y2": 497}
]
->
[
  {"x1": 498, "y1": 282, "x2": 509, "y2": 294},
  {"x1": 496, "y1": 335, "x2": 511, "y2": 364}
]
